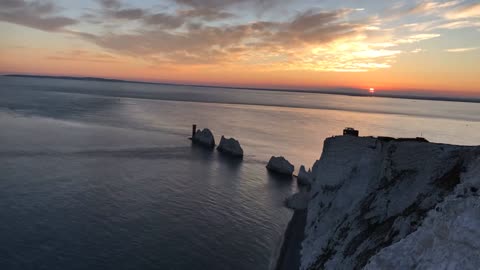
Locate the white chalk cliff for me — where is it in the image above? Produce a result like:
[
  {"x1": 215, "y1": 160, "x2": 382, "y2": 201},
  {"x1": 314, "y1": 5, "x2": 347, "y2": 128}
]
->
[
  {"x1": 267, "y1": 156, "x2": 294, "y2": 175},
  {"x1": 300, "y1": 136, "x2": 480, "y2": 270},
  {"x1": 192, "y1": 128, "x2": 215, "y2": 148},
  {"x1": 217, "y1": 136, "x2": 244, "y2": 157}
]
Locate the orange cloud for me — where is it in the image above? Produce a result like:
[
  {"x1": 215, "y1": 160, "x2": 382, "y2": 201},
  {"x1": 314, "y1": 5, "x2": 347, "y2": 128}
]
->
[{"x1": 0, "y1": 0, "x2": 479, "y2": 96}]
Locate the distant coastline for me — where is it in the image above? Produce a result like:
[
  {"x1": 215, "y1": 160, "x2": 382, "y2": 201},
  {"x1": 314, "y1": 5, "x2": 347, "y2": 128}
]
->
[{"x1": 2, "y1": 74, "x2": 479, "y2": 104}]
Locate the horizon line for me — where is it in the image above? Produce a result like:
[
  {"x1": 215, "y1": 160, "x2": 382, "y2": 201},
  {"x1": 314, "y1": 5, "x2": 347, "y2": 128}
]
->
[{"x1": 2, "y1": 73, "x2": 479, "y2": 104}]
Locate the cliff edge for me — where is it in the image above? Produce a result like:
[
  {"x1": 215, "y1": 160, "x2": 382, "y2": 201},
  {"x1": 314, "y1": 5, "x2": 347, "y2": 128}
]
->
[{"x1": 300, "y1": 136, "x2": 480, "y2": 270}]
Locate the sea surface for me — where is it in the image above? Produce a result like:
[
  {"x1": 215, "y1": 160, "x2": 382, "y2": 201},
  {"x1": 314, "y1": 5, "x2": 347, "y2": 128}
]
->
[{"x1": 0, "y1": 76, "x2": 479, "y2": 270}]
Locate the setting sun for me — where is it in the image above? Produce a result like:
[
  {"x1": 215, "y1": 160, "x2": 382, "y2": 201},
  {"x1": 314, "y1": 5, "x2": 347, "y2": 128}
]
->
[
  {"x1": 369, "y1": 88, "x2": 375, "y2": 94},
  {"x1": 1, "y1": 0, "x2": 480, "y2": 95}
]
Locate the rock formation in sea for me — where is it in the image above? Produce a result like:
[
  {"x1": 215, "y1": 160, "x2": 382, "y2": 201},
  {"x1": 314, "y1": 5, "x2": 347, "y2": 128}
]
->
[
  {"x1": 285, "y1": 191, "x2": 309, "y2": 210},
  {"x1": 297, "y1": 165, "x2": 313, "y2": 186},
  {"x1": 280, "y1": 135, "x2": 479, "y2": 270},
  {"x1": 217, "y1": 136, "x2": 244, "y2": 157},
  {"x1": 192, "y1": 128, "x2": 215, "y2": 148},
  {"x1": 267, "y1": 156, "x2": 294, "y2": 175}
]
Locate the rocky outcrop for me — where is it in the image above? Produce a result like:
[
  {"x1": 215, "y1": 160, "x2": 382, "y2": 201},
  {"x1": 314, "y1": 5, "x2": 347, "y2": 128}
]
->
[
  {"x1": 297, "y1": 166, "x2": 312, "y2": 186},
  {"x1": 267, "y1": 156, "x2": 294, "y2": 175},
  {"x1": 192, "y1": 128, "x2": 215, "y2": 148},
  {"x1": 364, "y1": 193, "x2": 480, "y2": 270},
  {"x1": 298, "y1": 136, "x2": 480, "y2": 270},
  {"x1": 285, "y1": 191, "x2": 309, "y2": 210},
  {"x1": 217, "y1": 136, "x2": 243, "y2": 157}
]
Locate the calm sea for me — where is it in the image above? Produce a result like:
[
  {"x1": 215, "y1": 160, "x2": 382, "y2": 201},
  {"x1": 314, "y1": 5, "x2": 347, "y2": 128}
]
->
[{"x1": 1, "y1": 76, "x2": 479, "y2": 270}]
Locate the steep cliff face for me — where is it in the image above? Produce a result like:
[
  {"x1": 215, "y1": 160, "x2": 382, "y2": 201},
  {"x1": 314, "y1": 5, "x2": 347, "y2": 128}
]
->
[{"x1": 301, "y1": 136, "x2": 480, "y2": 270}]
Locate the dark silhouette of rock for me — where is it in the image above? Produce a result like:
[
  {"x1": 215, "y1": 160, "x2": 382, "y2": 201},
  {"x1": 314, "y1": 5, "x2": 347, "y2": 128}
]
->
[
  {"x1": 297, "y1": 165, "x2": 312, "y2": 185},
  {"x1": 217, "y1": 136, "x2": 243, "y2": 157},
  {"x1": 192, "y1": 128, "x2": 215, "y2": 148},
  {"x1": 285, "y1": 191, "x2": 309, "y2": 210},
  {"x1": 267, "y1": 156, "x2": 294, "y2": 175}
]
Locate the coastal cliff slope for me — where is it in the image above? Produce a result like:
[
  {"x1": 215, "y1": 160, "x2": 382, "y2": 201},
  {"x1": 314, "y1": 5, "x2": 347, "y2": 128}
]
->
[{"x1": 301, "y1": 136, "x2": 480, "y2": 270}]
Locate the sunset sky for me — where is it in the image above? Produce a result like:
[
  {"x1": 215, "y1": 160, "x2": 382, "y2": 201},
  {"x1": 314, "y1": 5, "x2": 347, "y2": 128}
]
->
[{"x1": 1, "y1": 0, "x2": 479, "y2": 96}]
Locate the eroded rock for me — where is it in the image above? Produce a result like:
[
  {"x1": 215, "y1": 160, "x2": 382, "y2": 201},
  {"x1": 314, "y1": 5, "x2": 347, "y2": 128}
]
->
[
  {"x1": 217, "y1": 136, "x2": 243, "y2": 157},
  {"x1": 297, "y1": 165, "x2": 313, "y2": 185},
  {"x1": 285, "y1": 191, "x2": 309, "y2": 210},
  {"x1": 192, "y1": 128, "x2": 215, "y2": 148},
  {"x1": 267, "y1": 156, "x2": 294, "y2": 175}
]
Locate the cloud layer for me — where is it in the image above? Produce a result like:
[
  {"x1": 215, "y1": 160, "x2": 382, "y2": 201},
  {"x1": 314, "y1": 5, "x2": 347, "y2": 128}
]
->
[
  {"x1": 1, "y1": 0, "x2": 479, "y2": 73},
  {"x1": 0, "y1": 0, "x2": 77, "y2": 31}
]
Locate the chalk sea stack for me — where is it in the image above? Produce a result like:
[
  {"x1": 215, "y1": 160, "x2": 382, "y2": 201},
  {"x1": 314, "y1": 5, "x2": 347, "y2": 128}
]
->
[
  {"x1": 192, "y1": 128, "x2": 215, "y2": 148},
  {"x1": 217, "y1": 136, "x2": 244, "y2": 157},
  {"x1": 267, "y1": 156, "x2": 294, "y2": 175},
  {"x1": 297, "y1": 165, "x2": 313, "y2": 185}
]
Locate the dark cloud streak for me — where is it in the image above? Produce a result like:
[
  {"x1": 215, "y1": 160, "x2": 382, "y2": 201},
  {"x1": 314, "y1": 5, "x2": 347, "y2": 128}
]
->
[
  {"x1": 0, "y1": 0, "x2": 26, "y2": 8},
  {"x1": 0, "y1": 0, "x2": 77, "y2": 31},
  {"x1": 178, "y1": 8, "x2": 234, "y2": 21},
  {"x1": 111, "y1": 8, "x2": 145, "y2": 20},
  {"x1": 94, "y1": 2, "x2": 233, "y2": 29},
  {"x1": 175, "y1": 0, "x2": 279, "y2": 10},
  {"x1": 143, "y1": 13, "x2": 185, "y2": 28},
  {"x1": 97, "y1": 0, "x2": 121, "y2": 9}
]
